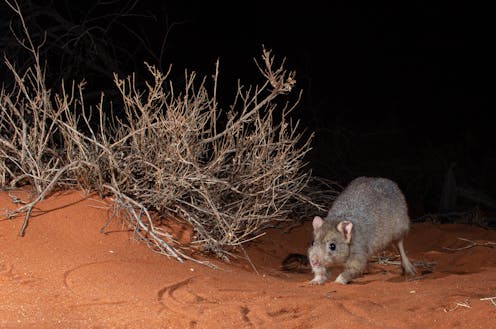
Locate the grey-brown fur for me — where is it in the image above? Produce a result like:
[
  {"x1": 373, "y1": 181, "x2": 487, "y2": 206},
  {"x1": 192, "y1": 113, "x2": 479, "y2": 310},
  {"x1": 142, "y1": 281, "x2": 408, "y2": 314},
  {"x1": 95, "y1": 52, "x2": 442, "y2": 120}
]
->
[{"x1": 308, "y1": 176, "x2": 416, "y2": 284}]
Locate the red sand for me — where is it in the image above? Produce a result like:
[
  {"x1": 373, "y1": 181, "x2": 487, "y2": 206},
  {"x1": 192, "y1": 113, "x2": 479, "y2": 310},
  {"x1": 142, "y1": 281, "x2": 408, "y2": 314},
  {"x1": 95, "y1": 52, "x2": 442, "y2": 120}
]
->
[{"x1": 1, "y1": 189, "x2": 495, "y2": 328}]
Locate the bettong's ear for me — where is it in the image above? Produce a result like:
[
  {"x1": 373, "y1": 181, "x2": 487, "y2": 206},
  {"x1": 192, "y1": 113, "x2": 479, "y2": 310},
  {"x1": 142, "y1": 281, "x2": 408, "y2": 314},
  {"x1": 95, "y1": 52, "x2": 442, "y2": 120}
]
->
[
  {"x1": 312, "y1": 216, "x2": 324, "y2": 231},
  {"x1": 337, "y1": 221, "x2": 353, "y2": 243}
]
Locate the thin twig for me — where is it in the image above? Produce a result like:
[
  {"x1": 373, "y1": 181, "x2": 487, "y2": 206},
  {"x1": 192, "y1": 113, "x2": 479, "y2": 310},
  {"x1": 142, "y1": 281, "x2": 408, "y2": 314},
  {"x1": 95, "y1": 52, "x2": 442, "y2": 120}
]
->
[
  {"x1": 443, "y1": 238, "x2": 496, "y2": 251},
  {"x1": 11, "y1": 161, "x2": 89, "y2": 236},
  {"x1": 444, "y1": 299, "x2": 472, "y2": 312},
  {"x1": 480, "y1": 297, "x2": 496, "y2": 307},
  {"x1": 240, "y1": 245, "x2": 259, "y2": 276}
]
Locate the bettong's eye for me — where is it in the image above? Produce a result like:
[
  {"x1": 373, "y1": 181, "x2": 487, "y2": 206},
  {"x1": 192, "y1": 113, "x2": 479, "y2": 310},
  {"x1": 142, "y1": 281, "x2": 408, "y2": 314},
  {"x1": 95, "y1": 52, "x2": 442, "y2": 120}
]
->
[{"x1": 329, "y1": 243, "x2": 336, "y2": 251}]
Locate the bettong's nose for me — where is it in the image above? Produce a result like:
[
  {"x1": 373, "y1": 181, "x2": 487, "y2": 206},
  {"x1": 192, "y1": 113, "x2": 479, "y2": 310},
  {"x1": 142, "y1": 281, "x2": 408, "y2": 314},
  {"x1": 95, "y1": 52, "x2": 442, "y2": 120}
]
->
[{"x1": 310, "y1": 256, "x2": 321, "y2": 267}]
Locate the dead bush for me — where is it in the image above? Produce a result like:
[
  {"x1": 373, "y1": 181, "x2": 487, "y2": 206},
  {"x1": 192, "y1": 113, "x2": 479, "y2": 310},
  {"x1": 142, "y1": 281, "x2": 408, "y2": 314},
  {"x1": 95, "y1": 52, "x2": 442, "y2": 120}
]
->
[
  {"x1": 1, "y1": 0, "x2": 339, "y2": 263},
  {"x1": 99, "y1": 51, "x2": 315, "y2": 257}
]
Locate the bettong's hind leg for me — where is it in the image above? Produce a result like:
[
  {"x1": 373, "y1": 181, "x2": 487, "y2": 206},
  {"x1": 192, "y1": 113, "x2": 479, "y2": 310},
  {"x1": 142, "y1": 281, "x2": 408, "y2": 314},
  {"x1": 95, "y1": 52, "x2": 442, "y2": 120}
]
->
[{"x1": 397, "y1": 239, "x2": 416, "y2": 275}]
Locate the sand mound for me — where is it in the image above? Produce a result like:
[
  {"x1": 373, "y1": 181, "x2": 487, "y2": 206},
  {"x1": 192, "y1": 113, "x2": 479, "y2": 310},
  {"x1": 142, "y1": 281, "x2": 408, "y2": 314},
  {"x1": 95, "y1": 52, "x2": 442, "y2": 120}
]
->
[{"x1": 1, "y1": 189, "x2": 495, "y2": 328}]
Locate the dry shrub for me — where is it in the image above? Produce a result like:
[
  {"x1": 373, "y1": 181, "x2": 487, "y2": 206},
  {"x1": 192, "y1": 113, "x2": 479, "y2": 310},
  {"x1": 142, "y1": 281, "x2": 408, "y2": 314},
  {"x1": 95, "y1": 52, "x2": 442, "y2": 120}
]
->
[
  {"x1": 103, "y1": 52, "x2": 314, "y2": 257},
  {"x1": 0, "y1": 1, "x2": 99, "y2": 235},
  {"x1": 0, "y1": 22, "x2": 61, "y2": 192},
  {"x1": 1, "y1": 0, "x2": 339, "y2": 263}
]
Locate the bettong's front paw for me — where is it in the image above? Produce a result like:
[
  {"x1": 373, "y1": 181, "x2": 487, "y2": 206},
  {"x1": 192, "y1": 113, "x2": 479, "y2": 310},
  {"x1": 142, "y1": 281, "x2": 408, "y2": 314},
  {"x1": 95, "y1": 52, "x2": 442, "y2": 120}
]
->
[{"x1": 309, "y1": 276, "x2": 327, "y2": 285}]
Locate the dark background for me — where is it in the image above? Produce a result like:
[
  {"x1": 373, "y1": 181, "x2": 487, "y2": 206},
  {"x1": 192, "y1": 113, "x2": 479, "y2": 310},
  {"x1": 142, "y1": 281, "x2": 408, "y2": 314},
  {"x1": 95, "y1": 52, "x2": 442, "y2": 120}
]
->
[{"x1": 1, "y1": 1, "x2": 493, "y2": 217}]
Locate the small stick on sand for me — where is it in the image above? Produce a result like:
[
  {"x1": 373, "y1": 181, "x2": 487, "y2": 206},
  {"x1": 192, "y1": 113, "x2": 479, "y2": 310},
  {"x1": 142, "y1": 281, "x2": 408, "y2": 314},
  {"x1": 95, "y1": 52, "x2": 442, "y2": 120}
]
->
[
  {"x1": 443, "y1": 299, "x2": 471, "y2": 312},
  {"x1": 480, "y1": 297, "x2": 496, "y2": 307},
  {"x1": 7, "y1": 192, "x2": 27, "y2": 205},
  {"x1": 371, "y1": 255, "x2": 436, "y2": 271},
  {"x1": 443, "y1": 238, "x2": 496, "y2": 251}
]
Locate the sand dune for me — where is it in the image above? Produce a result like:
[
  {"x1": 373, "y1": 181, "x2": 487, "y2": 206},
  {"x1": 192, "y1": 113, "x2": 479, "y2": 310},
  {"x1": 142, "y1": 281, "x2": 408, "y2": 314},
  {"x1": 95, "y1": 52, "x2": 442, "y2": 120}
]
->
[{"x1": 1, "y1": 189, "x2": 495, "y2": 328}]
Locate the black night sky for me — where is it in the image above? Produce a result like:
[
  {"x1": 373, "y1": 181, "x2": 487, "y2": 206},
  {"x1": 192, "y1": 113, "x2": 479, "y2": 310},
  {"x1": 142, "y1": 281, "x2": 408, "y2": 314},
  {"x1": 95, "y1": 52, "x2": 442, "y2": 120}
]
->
[
  {"x1": 172, "y1": 2, "x2": 494, "y2": 216},
  {"x1": 1, "y1": 1, "x2": 493, "y2": 216}
]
